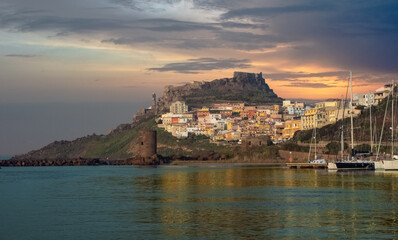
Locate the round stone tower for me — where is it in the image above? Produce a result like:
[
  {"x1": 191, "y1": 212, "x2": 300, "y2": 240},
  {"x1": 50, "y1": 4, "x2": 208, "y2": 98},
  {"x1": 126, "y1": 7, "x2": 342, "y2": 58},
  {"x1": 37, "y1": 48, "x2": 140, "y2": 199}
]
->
[
  {"x1": 151, "y1": 92, "x2": 157, "y2": 114},
  {"x1": 139, "y1": 130, "x2": 157, "y2": 158}
]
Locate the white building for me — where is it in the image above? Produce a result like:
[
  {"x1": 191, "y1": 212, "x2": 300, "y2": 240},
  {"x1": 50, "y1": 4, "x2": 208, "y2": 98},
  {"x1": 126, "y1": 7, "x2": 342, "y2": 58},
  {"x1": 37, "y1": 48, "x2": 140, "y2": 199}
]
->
[
  {"x1": 287, "y1": 106, "x2": 306, "y2": 116},
  {"x1": 170, "y1": 101, "x2": 188, "y2": 114},
  {"x1": 353, "y1": 93, "x2": 375, "y2": 106},
  {"x1": 209, "y1": 113, "x2": 222, "y2": 124},
  {"x1": 283, "y1": 100, "x2": 292, "y2": 107}
]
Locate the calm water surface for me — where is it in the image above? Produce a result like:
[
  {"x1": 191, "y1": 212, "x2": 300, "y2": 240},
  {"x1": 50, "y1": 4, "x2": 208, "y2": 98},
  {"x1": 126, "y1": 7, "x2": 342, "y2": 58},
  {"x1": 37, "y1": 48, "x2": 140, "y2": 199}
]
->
[{"x1": 1, "y1": 165, "x2": 398, "y2": 239}]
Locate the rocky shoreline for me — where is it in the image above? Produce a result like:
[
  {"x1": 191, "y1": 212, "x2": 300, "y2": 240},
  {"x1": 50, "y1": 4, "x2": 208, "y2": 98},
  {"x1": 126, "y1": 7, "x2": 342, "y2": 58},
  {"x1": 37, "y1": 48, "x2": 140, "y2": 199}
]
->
[
  {"x1": 0, "y1": 152, "x2": 231, "y2": 167},
  {"x1": 0, "y1": 150, "x2": 321, "y2": 167},
  {"x1": 0, "y1": 156, "x2": 167, "y2": 167}
]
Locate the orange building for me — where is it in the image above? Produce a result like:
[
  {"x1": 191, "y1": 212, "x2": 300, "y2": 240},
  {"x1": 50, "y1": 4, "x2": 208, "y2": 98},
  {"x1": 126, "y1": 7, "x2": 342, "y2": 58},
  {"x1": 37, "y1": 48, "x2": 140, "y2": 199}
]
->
[
  {"x1": 220, "y1": 110, "x2": 233, "y2": 117},
  {"x1": 197, "y1": 109, "x2": 210, "y2": 118},
  {"x1": 232, "y1": 103, "x2": 245, "y2": 112},
  {"x1": 171, "y1": 117, "x2": 179, "y2": 124}
]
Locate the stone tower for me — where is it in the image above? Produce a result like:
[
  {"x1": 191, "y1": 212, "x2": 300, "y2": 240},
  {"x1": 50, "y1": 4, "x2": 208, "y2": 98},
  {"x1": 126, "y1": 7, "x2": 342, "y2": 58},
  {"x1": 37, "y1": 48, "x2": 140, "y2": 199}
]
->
[
  {"x1": 151, "y1": 92, "x2": 157, "y2": 114},
  {"x1": 139, "y1": 130, "x2": 157, "y2": 159}
]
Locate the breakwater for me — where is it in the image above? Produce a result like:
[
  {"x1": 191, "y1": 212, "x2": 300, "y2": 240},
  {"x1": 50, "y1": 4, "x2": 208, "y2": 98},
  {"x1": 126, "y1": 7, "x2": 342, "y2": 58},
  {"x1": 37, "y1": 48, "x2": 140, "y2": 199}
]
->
[
  {"x1": 0, "y1": 152, "x2": 228, "y2": 167},
  {"x1": 0, "y1": 150, "x2": 323, "y2": 167},
  {"x1": 0, "y1": 158, "x2": 134, "y2": 167},
  {"x1": 0, "y1": 155, "x2": 171, "y2": 167}
]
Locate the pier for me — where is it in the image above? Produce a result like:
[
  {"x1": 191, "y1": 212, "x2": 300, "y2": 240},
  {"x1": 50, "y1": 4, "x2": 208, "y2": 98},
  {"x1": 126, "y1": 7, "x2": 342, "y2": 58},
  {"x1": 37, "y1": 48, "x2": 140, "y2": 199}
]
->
[{"x1": 286, "y1": 163, "x2": 327, "y2": 169}]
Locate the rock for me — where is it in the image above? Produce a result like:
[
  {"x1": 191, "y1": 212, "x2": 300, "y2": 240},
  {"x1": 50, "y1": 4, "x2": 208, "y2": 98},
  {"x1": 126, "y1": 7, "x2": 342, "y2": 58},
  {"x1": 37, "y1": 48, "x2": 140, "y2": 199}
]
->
[{"x1": 156, "y1": 72, "x2": 282, "y2": 113}]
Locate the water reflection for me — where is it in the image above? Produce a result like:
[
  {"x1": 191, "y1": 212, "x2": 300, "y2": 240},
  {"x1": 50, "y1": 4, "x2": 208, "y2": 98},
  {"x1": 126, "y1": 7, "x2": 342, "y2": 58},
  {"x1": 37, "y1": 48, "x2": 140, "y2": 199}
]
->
[
  {"x1": 132, "y1": 167, "x2": 398, "y2": 239},
  {"x1": 3, "y1": 166, "x2": 398, "y2": 239}
]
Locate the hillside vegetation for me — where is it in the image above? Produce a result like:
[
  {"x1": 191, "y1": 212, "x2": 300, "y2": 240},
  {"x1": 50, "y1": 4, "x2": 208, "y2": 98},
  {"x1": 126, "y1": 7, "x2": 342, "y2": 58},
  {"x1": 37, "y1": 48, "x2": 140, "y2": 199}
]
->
[
  {"x1": 293, "y1": 95, "x2": 396, "y2": 153},
  {"x1": 13, "y1": 117, "x2": 233, "y2": 160}
]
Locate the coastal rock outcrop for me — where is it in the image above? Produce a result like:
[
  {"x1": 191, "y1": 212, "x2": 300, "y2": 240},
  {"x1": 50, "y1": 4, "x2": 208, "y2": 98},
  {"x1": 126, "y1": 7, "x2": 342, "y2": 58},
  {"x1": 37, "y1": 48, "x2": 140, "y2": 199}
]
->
[{"x1": 156, "y1": 72, "x2": 282, "y2": 113}]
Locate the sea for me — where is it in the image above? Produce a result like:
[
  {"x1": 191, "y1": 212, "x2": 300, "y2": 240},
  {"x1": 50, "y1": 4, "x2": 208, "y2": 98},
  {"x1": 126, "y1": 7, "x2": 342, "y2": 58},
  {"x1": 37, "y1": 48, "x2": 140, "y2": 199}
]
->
[
  {"x1": 0, "y1": 156, "x2": 11, "y2": 160},
  {"x1": 1, "y1": 165, "x2": 398, "y2": 239}
]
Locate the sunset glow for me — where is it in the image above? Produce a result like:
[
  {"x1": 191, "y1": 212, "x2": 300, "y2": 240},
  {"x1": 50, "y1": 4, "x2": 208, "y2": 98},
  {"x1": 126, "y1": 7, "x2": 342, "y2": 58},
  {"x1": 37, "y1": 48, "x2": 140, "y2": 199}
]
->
[{"x1": 1, "y1": 0, "x2": 398, "y2": 154}]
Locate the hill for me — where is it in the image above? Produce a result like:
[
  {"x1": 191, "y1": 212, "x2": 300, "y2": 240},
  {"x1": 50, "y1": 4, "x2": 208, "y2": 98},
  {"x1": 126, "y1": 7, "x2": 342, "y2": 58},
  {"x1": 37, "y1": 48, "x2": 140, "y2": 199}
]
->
[
  {"x1": 13, "y1": 71, "x2": 282, "y2": 160},
  {"x1": 12, "y1": 117, "x2": 234, "y2": 160},
  {"x1": 156, "y1": 72, "x2": 282, "y2": 112},
  {"x1": 293, "y1": 95, "x2": 395, "y2": 153}
]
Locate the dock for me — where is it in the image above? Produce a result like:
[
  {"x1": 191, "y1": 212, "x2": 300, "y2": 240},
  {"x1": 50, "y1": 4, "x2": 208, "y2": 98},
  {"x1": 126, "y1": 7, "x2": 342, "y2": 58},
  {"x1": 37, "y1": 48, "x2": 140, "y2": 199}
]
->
[{"x1": 286, "y1": 163, "x2": 328, "y2": 169}]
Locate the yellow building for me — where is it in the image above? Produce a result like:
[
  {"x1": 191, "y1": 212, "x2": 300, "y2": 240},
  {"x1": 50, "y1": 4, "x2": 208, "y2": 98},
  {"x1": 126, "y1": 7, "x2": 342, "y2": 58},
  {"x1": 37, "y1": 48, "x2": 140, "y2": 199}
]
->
[
  {"x1": 301, "y1": 108, "x2": 319, "y2": 130},
  {"x1": 213, "y1": 135, "x2": 224, "y2": 141},
  {"x1": 282, "y1": 119, "x2": 302, "y2": 139},
  {"x1": 301, "y1": 100, "x2": 361, "y2": 130},
  {"x1": 315, "y1": 101, "x2": 339, "y2": 109}
]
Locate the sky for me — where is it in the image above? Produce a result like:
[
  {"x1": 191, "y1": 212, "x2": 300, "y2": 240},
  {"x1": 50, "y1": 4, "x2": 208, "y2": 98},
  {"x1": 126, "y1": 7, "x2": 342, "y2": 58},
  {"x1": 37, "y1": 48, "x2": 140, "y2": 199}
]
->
[{"x1": 1, "y1": 0, "x2": 398, "y2": 155}]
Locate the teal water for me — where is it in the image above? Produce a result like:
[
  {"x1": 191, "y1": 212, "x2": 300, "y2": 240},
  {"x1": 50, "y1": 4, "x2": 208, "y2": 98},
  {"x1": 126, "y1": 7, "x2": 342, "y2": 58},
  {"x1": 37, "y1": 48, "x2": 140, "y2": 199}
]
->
[
  {"x1": 1, "y1": 166, "x2": 398, "y2": 239},
  {"x1": 0, "y1": 156, "x2": 11, "y2": 160}
]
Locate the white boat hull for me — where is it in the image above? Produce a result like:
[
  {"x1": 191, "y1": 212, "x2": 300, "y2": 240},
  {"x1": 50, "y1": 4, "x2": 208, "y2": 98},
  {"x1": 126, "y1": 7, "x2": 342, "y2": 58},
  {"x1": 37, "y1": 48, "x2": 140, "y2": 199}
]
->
[
  {"x1": 375, "y1": 160, "x2": 398, "y2": 171},
  {"x1": 327, "y1": 162, "x2": 337, "y2": 170}
]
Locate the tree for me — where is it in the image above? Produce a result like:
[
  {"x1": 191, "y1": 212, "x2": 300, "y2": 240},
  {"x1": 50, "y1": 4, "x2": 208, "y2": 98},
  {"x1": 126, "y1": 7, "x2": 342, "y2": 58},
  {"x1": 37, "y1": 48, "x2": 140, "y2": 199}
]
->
[
  {"x1": 326, "y1": 141, "x2": 348, "y2": 155},
  {"x1": 355, "y1": 144, "x2": 371, "y2": 152}
]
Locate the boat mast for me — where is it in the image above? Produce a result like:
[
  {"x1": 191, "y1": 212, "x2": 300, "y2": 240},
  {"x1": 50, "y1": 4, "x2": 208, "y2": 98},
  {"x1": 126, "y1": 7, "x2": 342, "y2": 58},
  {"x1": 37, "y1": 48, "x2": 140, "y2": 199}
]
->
[
  {"x1": 341, "y1": 97, "x2": 345, "y2": 160},
  {"x1": 308, "y1": 128, "x2": 314, "y2": 162},
  {"x1": 315, "y1": 122, "x2": 317, "y2": 161},
  {"x1": 392, "y1": 80, "x2": 394, "y2": 159},
  {"x1": 350, "y1": 71, "x2": 354, "y2": 158},
  {"x1": 376, "y1": 93, "x2": 390, "y2": 161},
  {"x1": 369, "y1": 91, "x2": 373, "y2": 152}
]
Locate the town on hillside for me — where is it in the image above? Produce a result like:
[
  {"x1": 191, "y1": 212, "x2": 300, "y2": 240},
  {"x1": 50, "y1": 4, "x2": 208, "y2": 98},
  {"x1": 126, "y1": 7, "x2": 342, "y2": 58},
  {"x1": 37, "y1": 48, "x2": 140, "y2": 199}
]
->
[{"x1": 156, "y1": 83, "x2": 394, "y2": 145}]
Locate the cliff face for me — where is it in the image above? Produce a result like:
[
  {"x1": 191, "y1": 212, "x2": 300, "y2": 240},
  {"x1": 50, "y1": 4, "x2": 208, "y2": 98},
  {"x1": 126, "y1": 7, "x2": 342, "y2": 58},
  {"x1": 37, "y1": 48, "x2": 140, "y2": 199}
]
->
[{"x1": 157, "y1": 72, "x2": 282, "y2": 113}]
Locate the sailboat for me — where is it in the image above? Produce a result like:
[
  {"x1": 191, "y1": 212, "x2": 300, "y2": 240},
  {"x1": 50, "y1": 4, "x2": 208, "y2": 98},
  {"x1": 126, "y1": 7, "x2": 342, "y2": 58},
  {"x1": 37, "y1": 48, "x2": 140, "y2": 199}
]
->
[
  {"x1": 375, "y1": 80, "x2": 398, "y2": 170},
  {"x1": 333, "y1": 71, "x2": 375, "y2": 170},
  {"x1": 308, "y1": 126, "x2": 326, "y2": 164}
]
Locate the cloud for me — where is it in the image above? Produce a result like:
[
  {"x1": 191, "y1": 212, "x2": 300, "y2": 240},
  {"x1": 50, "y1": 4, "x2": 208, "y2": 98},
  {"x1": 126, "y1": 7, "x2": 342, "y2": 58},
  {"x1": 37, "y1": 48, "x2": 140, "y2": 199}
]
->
[
  {"x1": 135, "y1": 18, "x2": 218, "y2": 32},
  {"x1": 4, "y1": 54, "x2": 38, "y2": 58},
  {"x1": 268, "y1": 71, "x2": 345, "y2": 88},
  {"x1": 193, "y1": 0, "x2": 265, "y2": 11},
  {"x1": 211, "y1": 1, "x2": 398, "y2": 74},
  {"x1": 1, "y1": 0, "x2": 398, "y2": 75},
  {"x1": 110, "y1": 0, "x2": 182, "y2": 10},
  {"x1": 283, "y1": 82, "x2": 333, "y2": 89},
  {"x1": 221, "y1": 3, "x2": 333, "y2": 20},
  {"x1": 220, "y1": 21, "x2": 268, "y2": 30},
  {"x1": 267, "y1": 71, "x2": 349, "y2": 81},
  {"x1": 102, "y1": 26, "x2": 287, "y2": 50},
  {"x1": 110, "y1": 0, "x2": 142, "y2": 10},
  {"x1": 148, "y1": 58, "x2": 251, "y2": 74},
  {"x1": 0, "y1": 15, "x2": 130, "y2": 33},
  {"x1": 216, "y1": 31, "x2": 287, "y2": 50},
  {"x1": 267, "y1": 71, "x2": 398, "y2": 86}
]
